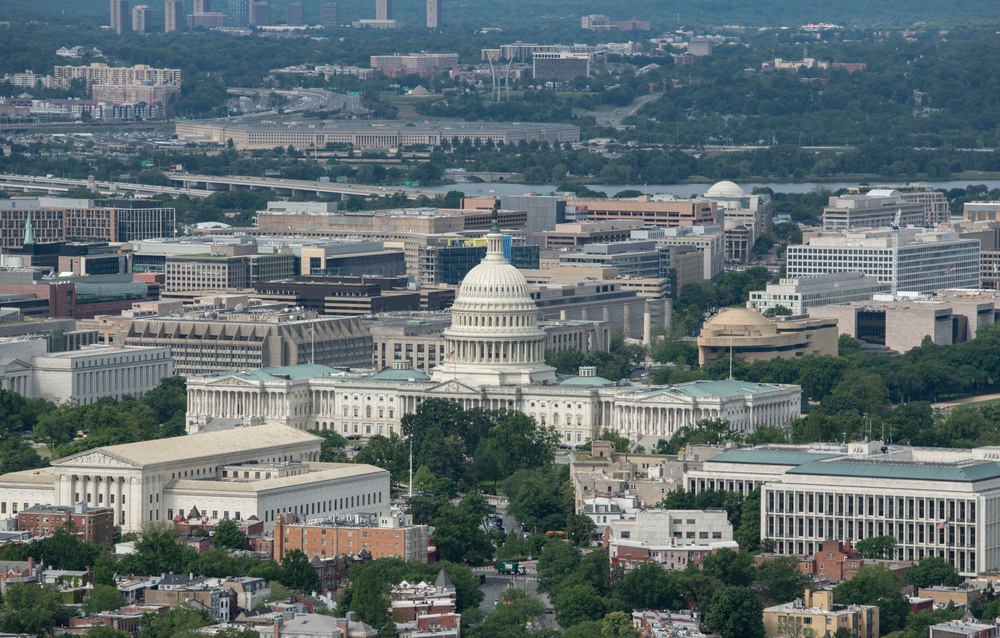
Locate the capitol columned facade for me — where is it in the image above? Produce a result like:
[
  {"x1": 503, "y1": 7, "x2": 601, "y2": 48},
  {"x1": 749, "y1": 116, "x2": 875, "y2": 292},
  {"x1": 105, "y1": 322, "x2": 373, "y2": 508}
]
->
[{"x1": 185, "y1": 223, "x2": 802, "y2": 445}]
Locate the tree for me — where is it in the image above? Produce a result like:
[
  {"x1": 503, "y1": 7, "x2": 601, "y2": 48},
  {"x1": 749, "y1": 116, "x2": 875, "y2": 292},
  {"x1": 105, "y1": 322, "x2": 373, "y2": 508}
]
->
[
  {"x1": 211, "y1": 519, "x2": 246, "y2": 551},
  {"x1": 614, "y1": 562, "x2": 682, "y2": 610},
  {"x1": 756, "y1": 556, "x2": 809, "y2": 604},
  {"x1": 835, "y1": 565, "x2": 909, "y2": 633},
  {"x1": 431, "y1": 493, "x2": 494, "y2": 565},
  {"x1": 735, "y1": 487, "x2": 762, "y2": 552},
  {"x1": 553, "y1": 583, "x2": 604, "y2": 628},
  {"x1": 82, "y1": 584, "x2": 126, "y2": 614},
  {"x1": 602, "y1": 611, "x2": 641, "y2": 638},
  {"x1": 309, "y1": 429, "x2": 349, "y2": 463},
  {"x1": 140, "y1": 606, "x2": 213, "y2": 638},
  {"x1": 700, "y1": 548, "x2": 755, "y2": 587},
  {"x1": 908, "y1": 556, "x2": 962, "y2": 588},
  {"x1": 703, "y1": 587, "x2": 765, "y2": 638},
  {"x1": 345, "y1": 563, "x2": 391, "y2": 629},
  {"x1": 855, "y1": 535, "x2": 896, "y2": 560},
  {"x1": 279, "y1": 550, "x2": 320, "y2": 593},
  {"x1": 0, "y1": 583, "x2": 72, "y2": 636},
  {"x1": 86, "y1": 626, "x2": 131, "y2": 638},
  {"x1": 473, "y1": 412, "x2": 558, "y2": 482}
]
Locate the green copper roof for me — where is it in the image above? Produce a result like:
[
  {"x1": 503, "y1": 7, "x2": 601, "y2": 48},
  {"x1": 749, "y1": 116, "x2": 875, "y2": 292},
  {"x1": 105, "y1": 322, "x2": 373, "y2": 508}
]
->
[
  {"x1": 213, "y1": 364, "x2": 340, "y2": 381},
  {"x1": 670, "y1": 380, "x2": 786, "y2": 398},
  {"x1": 788, "y1": 459, "x2": 1000, "y2": 483},
  {"x1": 708, "y1": 449, "x2": 841, "y2": 466},
  {"x1": 560, "y1": 374, "x2": 615, "y2": 387},
  {"x1": 371, "y1": 367, "x2": 430, "y2": 381}
]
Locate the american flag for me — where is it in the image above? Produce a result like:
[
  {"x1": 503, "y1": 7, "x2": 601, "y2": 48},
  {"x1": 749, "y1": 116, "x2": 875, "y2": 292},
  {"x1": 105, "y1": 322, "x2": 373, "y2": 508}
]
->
[
  {"x1": 445, "y1": 351, "x2": 455, "y2": 359},
  {"x1": 938, "y1": 519, "x2": 950, "y2": 530}
]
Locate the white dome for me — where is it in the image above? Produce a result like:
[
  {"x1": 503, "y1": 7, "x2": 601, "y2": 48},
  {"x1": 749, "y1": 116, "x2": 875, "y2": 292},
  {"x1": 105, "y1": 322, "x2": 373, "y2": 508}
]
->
[
  {"x1": 705, "y1": 180, "x2": 747, "y2": 198},
  {"x1": 458, "y1": 257, "x2": 531, "y2": 301},
  {"x1": 431, "y1": 223, "x2": 557, "y2": 386}
]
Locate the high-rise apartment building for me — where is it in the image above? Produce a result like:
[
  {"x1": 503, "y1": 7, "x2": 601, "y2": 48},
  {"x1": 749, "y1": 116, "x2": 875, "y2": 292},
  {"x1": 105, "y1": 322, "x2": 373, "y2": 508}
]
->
[
  {"x1": 426, "y1": 0, "x2": 439, "y2": 28},
  {"x1": 285, "y1": 1, "x2": 303, "y2": 25},
  {"x1": 164, "y1": 0, "x2": 184, "y2": 31},
  {"x1": 375, "y1": 0, "x2": 392, "y2": 21},
  {"x1": 132, "y1": 4, "x2": 151, "y2": 31},
  {"x1": 193, "y1": 0, "x2": 210, "y2": 11},
  {"x1": 110, "y1": 0, "x2": 130, "y2": 33},
  {"x1": 228, "y1": 0, "x2": 249, "y2": 26},
  {"x1": 249, "y1": 1, "x2": 269, "y2": 25},
  {"x1": 320, "y1": 2, "x2": 338, "y2": 26}
]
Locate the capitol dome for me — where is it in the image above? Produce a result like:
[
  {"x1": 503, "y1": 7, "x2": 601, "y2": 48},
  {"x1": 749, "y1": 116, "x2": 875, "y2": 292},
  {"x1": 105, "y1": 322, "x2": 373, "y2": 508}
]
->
[
  {"x1": 431, "y1": 217, "x2": 557, "y2": 386},
  {"x1": 705, "y1": 180, "x2": 747, "y2": 198}
]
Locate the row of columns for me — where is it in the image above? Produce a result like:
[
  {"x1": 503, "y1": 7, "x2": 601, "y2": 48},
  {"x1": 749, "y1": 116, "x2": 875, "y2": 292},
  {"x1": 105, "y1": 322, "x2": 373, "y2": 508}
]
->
[
  {"x1": 57, "y1": 473, "x2": 142, "y2": 529},
  {"x1": 614, "y1": 404, "x2": 718, "y2": 437},
  {"x1": 450, "y1": 338, "x2": 544, "y2": 364},
  {"x1": 189, "y1": 388, "x2": 288, "y2": 420}
]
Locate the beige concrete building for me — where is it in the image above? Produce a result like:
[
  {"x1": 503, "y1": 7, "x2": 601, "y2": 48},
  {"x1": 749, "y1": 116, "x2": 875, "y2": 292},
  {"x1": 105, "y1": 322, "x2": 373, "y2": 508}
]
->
[
  {"x1": 808, "y1": 296, "x2": 995, "y2": 353},
  {"x1": 763, "y1": 589, "x2": 878, "y2": 638},
  {"x1": 702, "y1": 181, "x2": 773, "y2": 263},
  {"x1": 539, "y1": 220, "x2": 645, "y2": 249},
  {"x1": 822, "y1": 190, "x2": 926, "y2": 231},
  {"x1": 174, "y1": 121, "x2": 579, "y2": 151},
  {"x1": 848, "y1": 183, "x2": 950, "y2": 225},
  {"x1": 96, "y1": 311, "x2": 372, "y2": 376},
  {"x1": 572, "y1": 196, "x2": 721, "y2": 228},
  {"x1": 697, "y1": 308, "x2": 838, "y2": 366},
  {"x1": 748, "y1": 272, "x2": 892, "y2": 316}
]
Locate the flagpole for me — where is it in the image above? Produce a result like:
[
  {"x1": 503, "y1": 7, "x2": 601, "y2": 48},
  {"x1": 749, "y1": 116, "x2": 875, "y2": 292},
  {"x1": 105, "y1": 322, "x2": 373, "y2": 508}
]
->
[{"x1": 311, "y1": 325, "x2": 315, "y2": 364}]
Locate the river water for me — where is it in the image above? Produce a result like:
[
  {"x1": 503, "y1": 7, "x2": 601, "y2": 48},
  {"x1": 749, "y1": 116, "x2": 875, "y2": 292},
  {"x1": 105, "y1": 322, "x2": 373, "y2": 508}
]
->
[{"x1": 422, "y1": 178, "x2": 1000, "y2": 198}]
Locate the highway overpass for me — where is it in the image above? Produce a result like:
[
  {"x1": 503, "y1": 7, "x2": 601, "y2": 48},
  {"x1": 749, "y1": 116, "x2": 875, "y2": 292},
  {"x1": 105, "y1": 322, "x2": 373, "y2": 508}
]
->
[{"x1": 0, "y1": 173, "x2": 440, "y2": 200}]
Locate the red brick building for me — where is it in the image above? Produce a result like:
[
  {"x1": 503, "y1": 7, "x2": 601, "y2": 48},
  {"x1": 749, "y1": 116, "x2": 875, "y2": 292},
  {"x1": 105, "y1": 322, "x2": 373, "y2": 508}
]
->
[{"x1": 18, "y1": 504, "x2": 114, "y2": 544}]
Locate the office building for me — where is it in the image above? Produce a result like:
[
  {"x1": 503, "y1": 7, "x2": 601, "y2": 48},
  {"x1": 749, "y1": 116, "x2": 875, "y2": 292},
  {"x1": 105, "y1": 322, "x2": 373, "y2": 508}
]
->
[
  {"x1": 785, "y1": 229, "x2": 980, "y2": 294},
  {"x1": 846, "y1": 183, "x2": 951, "y2": 225},
  {"x1": 632, "y1": 226, "x2": 725, "y2": 281},
  {"x1": 822, "y1": 190, "x2": 926, "y2": 231},
  {"x1": 52, "y1": 62, "x2": 181, "y2": 89},
  {"x1": 228, "y1": 0, "x2": 249, "y2": 26},
  {"x1": 111, "y1": 0, "x2": 130, "y2": 34},
  {"x1": 375, "y1": 0, "x2": 391, "y2": 20},
  {"x1": 188, "y1": 10, "x2": 227, "y2": 27},
  {"x1": 194, "y1": 0, "x2": 210, "y2": 11},
  {"x1": 604, "y1": 509, "x2": 736, "y2": 569},
  {"x1": 132, "y1": 5, "x2": 151, "y2": 32},
  {"x1": 18, "y1": 504, "x2": 115, "y2": 544},
  {"x1": 162, "y1": 252, "x2": 296, "y2": 293},
  {"x1": 25, "y1": 344, "x2": 172, "y2": 405},
  {"x1": 539, "y1": 220, "x2": 645, "y2": 249},
  {"x1": 763, "y1": 589, "x2": 878, "y2": 638},
  {"x1": 574, "y1": 196, "x2": 721, "y2": 228},
  {"x1": 273, "y1": 511, "x2": 431, "y2": 563},
  {"x1": 320, "y1": 2, "x2": 338, "y2": 26},
  {"x1": 165, "y1": 0, "x2": 185, "y2": 31},
  {"x1": 284, "y1": 1, "x2": 303, "y2": 25},
  {"x1": 247, "y1": 1, "x2": 269, "y2": 25},
  {"x1": 696, "y1": 307, "x2": 838, "y2": 366},
  {"x1": 185, "y1": 224, "x2": 801, "y2": 443},
  {"x1": 532, "y1": 52, "x2": 591, "y2": 81},
  {"x1": 685, "y1": 441, "x2": 1000, "y2": 576},
  {"x1": 426, "y1": 0, "x2": 439, "y2": 28},
  {"x1": 462, "y1": 195, "x2": 567, "y2": 245},
  {"x1": 558, "y1": 240, "x2": 668, "y2": 279},
  {"x1": 748, "y1": 273, "x2": 892, "y2": 316},
  {"x1": 0, "y1": 424, "x2": 390, "y2": 532},
  {"x1": 0, "y1": 198, "x2": 175, "y2": 249},
  {"x1": 175, "y1": 120, "x2": 579, "y2": 150},
  {"x1": 105, "y1": 312, "x2": 372, "y2": 376},
  {"x1": 252, "y1": 277, "x2": 422, "y2": 316},
  {"x1": 370, "y1": 53, "x2": 459, "y2": 78}
]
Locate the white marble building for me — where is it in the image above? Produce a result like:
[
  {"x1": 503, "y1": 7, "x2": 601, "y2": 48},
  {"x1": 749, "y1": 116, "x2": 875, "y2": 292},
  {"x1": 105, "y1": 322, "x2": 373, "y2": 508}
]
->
[
  {"x1": 185, "y1": 222, "x2": 801, "y2": 446},
  {"x1": 0, "y1": 425, "x2": 389, "y2": 532}
]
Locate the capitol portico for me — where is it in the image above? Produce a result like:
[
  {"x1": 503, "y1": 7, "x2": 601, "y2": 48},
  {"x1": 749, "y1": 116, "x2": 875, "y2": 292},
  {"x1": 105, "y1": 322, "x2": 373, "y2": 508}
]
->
[{"x1": 185, "y1": 219, "x2": 802, "y2": 446}]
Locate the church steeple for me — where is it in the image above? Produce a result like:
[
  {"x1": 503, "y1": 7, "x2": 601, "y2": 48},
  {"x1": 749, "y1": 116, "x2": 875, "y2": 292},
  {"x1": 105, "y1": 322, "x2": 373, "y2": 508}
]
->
[{"x1": 23, "y1": 211, "x2": 34, "y2": 246}]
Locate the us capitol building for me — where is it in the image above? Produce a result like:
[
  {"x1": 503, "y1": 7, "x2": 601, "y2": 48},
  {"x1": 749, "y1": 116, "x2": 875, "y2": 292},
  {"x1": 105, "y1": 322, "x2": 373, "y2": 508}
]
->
[{"x1": 185, "y1": 221, "x2": 802, "y2": 446}]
